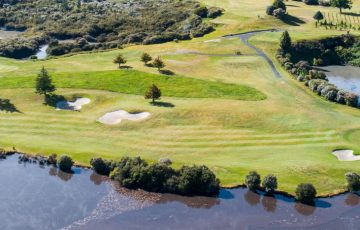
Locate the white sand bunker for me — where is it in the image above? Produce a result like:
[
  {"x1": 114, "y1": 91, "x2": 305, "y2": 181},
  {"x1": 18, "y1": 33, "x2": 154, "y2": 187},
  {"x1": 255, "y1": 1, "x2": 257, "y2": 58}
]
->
[
  {"x1": 332, "y1": 150, "x2": 360, "y2": 161},
  {"x1": 98, "y1": 110, "x2": 150, "y2": 125},
  {"x1": 56, "y1": 98, "x2": 91, "y2": 111}
]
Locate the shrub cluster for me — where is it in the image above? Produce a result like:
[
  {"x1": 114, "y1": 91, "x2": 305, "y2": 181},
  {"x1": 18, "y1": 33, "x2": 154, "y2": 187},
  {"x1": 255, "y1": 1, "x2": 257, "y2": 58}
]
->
[
  {"x1": 0, "y1": 35, "x2": 48, "y2": 59},
  {"x1": 276, "y1": 32, "x2": 359, "y2": 108},
  {"x1": 266, "y1": 0, "x2": 287, "y2": 19},
  {"x1": 90, "y1": 157, "x2": 116, "y2": 176},
  {"x1": 109, "y1": 156, "x2": 220, "y2": 196},
  {"x1": 0, "y1": 0, "x2": 222, "y2": 58},
  {"x1": 345, "y1": 172, "x2": 360, "y2": 192},
  {"x1": 244, "y1": 171, "x2": 278, "y2": 194}
]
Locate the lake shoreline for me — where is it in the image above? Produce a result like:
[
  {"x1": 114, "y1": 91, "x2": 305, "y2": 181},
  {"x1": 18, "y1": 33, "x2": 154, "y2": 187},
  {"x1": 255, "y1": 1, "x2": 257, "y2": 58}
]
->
[{"x1": 1, "y1": 149, "x2": 352, "y2": 200}]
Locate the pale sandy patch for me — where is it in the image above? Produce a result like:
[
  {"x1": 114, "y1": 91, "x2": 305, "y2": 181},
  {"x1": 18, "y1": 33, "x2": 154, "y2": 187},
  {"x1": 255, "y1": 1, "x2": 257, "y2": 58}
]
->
[
  {"x1": 332, "y1": 150, "x2": 360, "y2": 161},
  {"x1": 98, "y1": 110, "x2": 150, "y2": 125}
]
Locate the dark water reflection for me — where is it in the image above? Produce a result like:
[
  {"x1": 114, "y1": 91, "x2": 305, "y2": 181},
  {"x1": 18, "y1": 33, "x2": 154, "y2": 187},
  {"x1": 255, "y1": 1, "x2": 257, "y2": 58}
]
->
[{"x1": 1, "y1": 154, "x2": 360, "y2": 230}]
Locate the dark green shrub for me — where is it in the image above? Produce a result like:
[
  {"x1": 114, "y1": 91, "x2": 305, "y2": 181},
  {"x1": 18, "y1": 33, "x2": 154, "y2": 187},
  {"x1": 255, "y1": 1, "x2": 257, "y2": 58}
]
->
[
  {"x1": 58, "y1": 155, "x2": 73, "y2": 172},
  {"x1": 245, "y1": 171, "x2": 261, "y2": 191},
  {"x1": 262, "y1": 174, "x2": 278, "y2": 193},
  {"x1": 295, "y1": 183, "x2": 317, "y2": 204},
  {"x1": 345, "y1": 172, "x2": 360, "y2": 192},
  {"x1": 175, "y1": 165, "x2": 220, "y2": 196},
  {"x1": 273, "y1": 0, "x2": 286, "y2": 10},
  {"x1": 90, "y1": 157, "x2": 113, "y2": 176},
  {"x1": 194, "y1": 6, "x2": 208, "y2": 18},
  {"x1": 266, "y1": 5, "x2": 275, "y2": 15},
  {"x1": 47, "y1": 154, "x2": 57, "y2": 165},
  {"x1": 207, "y1": 7, "x2": 223, "y2": 18}
]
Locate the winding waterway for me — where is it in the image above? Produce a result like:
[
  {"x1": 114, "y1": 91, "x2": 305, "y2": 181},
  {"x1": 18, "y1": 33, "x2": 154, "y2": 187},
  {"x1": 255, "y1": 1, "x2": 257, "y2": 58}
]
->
[{"x1": 1, "y1": 154, "x2": 360, "y2": 230}]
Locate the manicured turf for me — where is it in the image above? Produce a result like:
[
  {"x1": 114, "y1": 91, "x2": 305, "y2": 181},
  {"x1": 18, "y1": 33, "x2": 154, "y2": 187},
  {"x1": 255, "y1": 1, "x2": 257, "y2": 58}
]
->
[
  {"x1": 0, "y1": 69, "x2": 266, "y2": 100},
  {"x1": 0, "y1": 0, "x2": 360, "y2": 196}
]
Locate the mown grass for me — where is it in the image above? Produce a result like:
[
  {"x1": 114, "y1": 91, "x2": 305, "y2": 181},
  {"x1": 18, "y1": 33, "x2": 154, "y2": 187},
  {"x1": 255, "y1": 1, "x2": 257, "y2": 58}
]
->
[
  {"x1": 0, "y1": 69, "x2": 266, "y2": 100},
  {"x1": 1, "y1": 0, "x2": 360, "y2": 196}
]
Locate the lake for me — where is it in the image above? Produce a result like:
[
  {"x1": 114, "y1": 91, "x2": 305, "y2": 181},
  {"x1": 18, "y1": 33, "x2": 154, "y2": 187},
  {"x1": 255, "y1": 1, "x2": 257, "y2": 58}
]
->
[
  {"x1": 1, "y1": 154, "x2": 359, "y2": 230},
  {"x1": 321, "y1": 65, "x2": 360, "y2": 96}
]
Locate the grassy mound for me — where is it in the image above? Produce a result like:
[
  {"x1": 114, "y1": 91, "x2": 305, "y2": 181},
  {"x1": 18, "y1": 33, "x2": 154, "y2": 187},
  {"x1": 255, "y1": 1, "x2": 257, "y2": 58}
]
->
[{"x1": 0, "y1": 69, "x2": 266, "y2": 100}]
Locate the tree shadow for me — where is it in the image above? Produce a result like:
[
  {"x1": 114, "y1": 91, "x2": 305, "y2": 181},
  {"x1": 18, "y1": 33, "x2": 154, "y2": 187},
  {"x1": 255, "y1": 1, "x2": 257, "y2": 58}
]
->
[
  {"x1": 0, "y1": 99, "x2": 21, "y2": 113},
  {"x1": 343, "y1": 12, "x2": 360, "y2": 17},
  {"x1": 159, "y1": 69, "x2": 175, "y2": 75},
  {"x1": 119, "y1": 65, "x2": 133, "y2": 69},
  {"x1": 145, "y1": 63, "x2": 153, "y2": 67},
  {"x1": 281, "y1": 14, "x2": 305, "y2": 26},
  {"x1": 150, "y1": 101, "x2": 175, "y2": 108},
  {"x1": 44, "y1": 94, "x2": 66, "y2": 107},
  {"x1": 286, "y1": 4, "x2": 300, "y2": 8}
]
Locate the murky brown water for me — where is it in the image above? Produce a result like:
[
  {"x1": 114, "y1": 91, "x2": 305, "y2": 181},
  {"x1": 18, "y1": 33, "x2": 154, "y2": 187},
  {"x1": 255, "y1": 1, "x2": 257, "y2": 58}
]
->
[{"x1": 1, "y1": 154, "x2": 360, "y2": 230}]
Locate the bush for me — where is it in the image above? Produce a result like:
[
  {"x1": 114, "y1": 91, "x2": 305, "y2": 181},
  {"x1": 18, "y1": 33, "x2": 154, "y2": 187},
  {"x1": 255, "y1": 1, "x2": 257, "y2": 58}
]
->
[
  {"x1": 90, "y1": 157, "x2": 113, "y2": 175},
  {"x1": 295, "y1": 183, "x2": 317, "y2": 204},
  {"x1": 345, "y1": 172, "x2": 360, "y2": 192},
  {"x1": 344, "y1": 92, "x2": 358, "y2": 107},
  {"x1": 303, "y1": 0, "x2": 319, "y2": 5},
  {"x1": 245, "y1": 171, "x2": 261, "y2": 191},
  {"x1": 111, "y1": 156, "x2": 220, "y2": 196},
  {"x1": 273, "y1": 8, "x2": 286, "y2": 19},
  {"x1": 47, "y1": 153, "x2": 57, "y2": 165},
  {"x1": 194, "y1": 6, "x2": 208, "y2": 18},
  {"x1": 266, "y1": 5, "x2": 275, "y2": 15},
  {"x1": 262, "y1": 174, "x2": 278, "y2": 193},
  {"x1": 273, "y1": 0, "x2": 286, "y2": 10},
  {"x1": 207, "y1": 7, "x2": 223, "y2": 18},
  {"x1": 58, "y1": 155, "x2": 73, "y2": 172}
]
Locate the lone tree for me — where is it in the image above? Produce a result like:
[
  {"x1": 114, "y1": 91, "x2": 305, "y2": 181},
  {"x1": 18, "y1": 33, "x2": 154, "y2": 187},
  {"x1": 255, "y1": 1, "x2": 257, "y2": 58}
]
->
[
  {"x1": 245, "y1": 171, "x2": 261, "y2": 191},
  {"x1": 113, "y1": 54, "x2": 127, "y2": 68},
  {"x1": 313, "y1": 11, "x2": 324, "y2": 23},
  {"x1": 331, "y1": 0, "x2": 352, "y2": 13},
  {"x1": 35, "y1": 66, "x2": 56, "y2": 98},
  {"x1": 295, "y1": 183, "x2": 317, "y2": 204},
  {"x1": 280, "y1": 30, "x2": 292, "y2": 51},
  {"x1": 145, "y1": 84, "x2": 161, "y2": 103},
  {"x1": 262, "y1": 174, "x2": 278, "y2": 194},
  {"x1": 141, "y1": 53, "x2": 152, "y2": 65},
  {"x1": 152, "y1": 56, "x2": 165, "y2": 71}
]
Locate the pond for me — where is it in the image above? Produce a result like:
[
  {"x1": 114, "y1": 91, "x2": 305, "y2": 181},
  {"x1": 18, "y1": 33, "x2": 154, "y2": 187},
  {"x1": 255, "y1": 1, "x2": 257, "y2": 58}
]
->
[
  {"x1": 35, "y1": 44, "x2": 49, "y2": 60},
  {"x1": 321, "y1": 65, "x2": 360, "y2": 96},
  {"x1": 1, "y1": 154, "x2": 360, "y2": 230}
]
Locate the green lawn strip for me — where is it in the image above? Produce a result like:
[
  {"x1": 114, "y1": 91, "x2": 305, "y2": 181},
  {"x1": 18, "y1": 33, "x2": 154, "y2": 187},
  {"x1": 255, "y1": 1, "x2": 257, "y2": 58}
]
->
[{"x1": 0, "y1": 69, "x2": 266, "y2": 100}]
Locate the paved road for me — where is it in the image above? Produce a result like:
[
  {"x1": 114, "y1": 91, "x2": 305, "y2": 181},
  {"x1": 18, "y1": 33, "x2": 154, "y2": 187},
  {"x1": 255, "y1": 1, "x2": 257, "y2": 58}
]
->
[{"x1": 224, "y1": 29, "x2": 282, "y2": 79}]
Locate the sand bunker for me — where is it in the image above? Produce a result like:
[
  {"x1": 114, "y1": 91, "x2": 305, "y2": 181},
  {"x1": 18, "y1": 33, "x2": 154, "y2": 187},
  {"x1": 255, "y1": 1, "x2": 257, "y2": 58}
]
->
[
  {"x1": 204, "y1": 39, "x2": 221, "y2": 43},
  {"x1": 98, "y1": 110, "x2": 150, "y2": 125},
  {"x1": 332, "y1": 150, "x2": 360, "y2": 161},
  {"x1": 56, "y1": 98, "x2": 91, "y2": 111}
]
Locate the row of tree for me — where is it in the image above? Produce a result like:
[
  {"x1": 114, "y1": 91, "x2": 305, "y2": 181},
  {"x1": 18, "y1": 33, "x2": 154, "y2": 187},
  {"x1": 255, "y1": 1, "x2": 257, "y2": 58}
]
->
[{"x1": 113, "y1": 53, "x2": 165, "y2": 71}]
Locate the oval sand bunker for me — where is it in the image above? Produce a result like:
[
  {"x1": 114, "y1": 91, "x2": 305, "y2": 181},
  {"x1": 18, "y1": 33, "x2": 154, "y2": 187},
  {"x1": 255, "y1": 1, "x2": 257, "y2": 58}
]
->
[
  {"x1": 332, "y1": 149, "x2": 360, "y2": 161},
  {"x1": 98, "y1": 110, "x2": 150, "y2": 125},
  {"x1": 56, "y1": 98, "x2": 91, "y2": 111}
]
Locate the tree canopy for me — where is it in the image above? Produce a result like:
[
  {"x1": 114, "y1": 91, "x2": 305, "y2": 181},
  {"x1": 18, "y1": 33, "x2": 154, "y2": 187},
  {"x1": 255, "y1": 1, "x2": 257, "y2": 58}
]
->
[
  {"x1": 152, "y1": 56, "x2": 165, "y2": 71},
  {"x1": 280, "y1": 30, "x2": 292, "y2": 51},
  {"x1": 113, "y1": 54, "x2": 127, "y2": 68},
  {"x1": 331, "y1": 0, "x2": 352, "y2": 13},
  {"x1": 35, "y1": 67, "x2": 56, "y2": 96},
  {"x1": 313, "y1": 11, "x2": 324, "y2": 22},
  {"x1": 145, "y1": 84, "x2": 161, "y2": 103}
]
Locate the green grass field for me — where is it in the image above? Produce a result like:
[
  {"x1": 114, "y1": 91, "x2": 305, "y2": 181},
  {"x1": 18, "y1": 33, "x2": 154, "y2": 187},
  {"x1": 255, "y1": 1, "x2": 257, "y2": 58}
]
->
[{"x1": 1, "y1": 0, "x2": 360, "y2": 196}]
